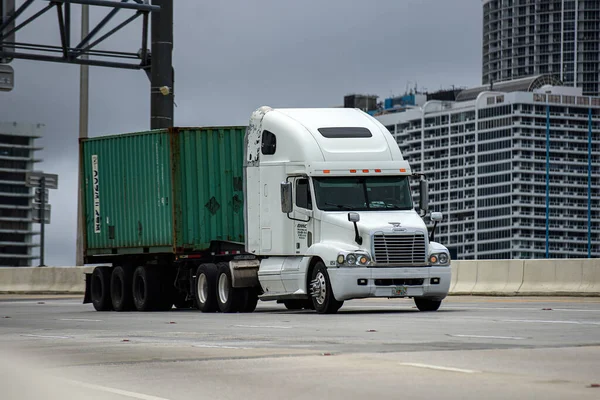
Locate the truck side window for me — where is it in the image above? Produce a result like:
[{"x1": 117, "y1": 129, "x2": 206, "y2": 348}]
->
[
  {"x1": 295, "y1": 179, "x2": 312, "y2": 210},
  {"x1": 261, "y1": 130, "x2": 276, "y2": 155}
]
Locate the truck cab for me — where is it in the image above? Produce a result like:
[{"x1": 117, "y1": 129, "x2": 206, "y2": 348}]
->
[{"x1": 243, "y1": 106, "x2": 451, "y2": 313}]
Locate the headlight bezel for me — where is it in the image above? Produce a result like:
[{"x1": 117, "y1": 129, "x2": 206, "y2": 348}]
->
[
  {"x1": 336, "y1": 251, "x2": 371, "y2": 266},
  {"x1": 429, "y1": 252, "x2": 451, "y2": 266}
]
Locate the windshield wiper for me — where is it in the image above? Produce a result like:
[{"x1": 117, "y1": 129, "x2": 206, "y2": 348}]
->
[{"x1": 324, "y1": 202, "x2": 354, "y2": 210}]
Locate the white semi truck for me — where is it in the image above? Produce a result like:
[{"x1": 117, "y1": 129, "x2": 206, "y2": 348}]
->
[{"x1": 83, "y1": 106, "x2": 451, "y2": 314}]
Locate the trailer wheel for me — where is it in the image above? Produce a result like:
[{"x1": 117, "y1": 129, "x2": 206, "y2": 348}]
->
[
  {"x1": 310, "y1": 262, "x2": 343, "y2": 314},
  {"x1": 132, "y1": 266, "x2": 159, "y2": 311},
  {"x1": 195, "y1": 263, "x2": 218, "y2": 312},
  {"x1": 110, "y1": 265, "x2": 134, "y2": 311},
  {"x1": 239, "y1": 288, "x2": 259, "y2": 313},
  {"x1": 91, "y1": 266, "x2": 113, "y2": 311},
  {"x1": 216, "y1": 262, "x2": 243, "y2": 313},
  {"x1": 414, "y1": 298, "x2": 442, "y2": 312}
]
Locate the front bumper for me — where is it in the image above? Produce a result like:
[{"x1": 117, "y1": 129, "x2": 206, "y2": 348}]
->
[{"x1": 327, "y1": 265, "x2": 451, "y2": 301}]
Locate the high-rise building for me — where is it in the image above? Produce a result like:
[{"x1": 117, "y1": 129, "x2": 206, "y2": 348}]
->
[
  {"x1": 0, "y1": 122, "x2": 43, "y2": 267},
  {"x1": 482, "y1": 0, "x2": 600, "y2": 96},
  {"x1": 375, "y1": 76, "x2": 599, "y2": 259}
]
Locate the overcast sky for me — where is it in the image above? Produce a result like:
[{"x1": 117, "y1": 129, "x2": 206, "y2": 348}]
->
[{"x1": 0, "y1": 0, "x2": 482, "y2": 266}]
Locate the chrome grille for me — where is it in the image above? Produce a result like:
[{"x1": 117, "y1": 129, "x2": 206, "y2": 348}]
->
[{"x1": 372, "y1": 233, "x2": 426, "y2": 265}]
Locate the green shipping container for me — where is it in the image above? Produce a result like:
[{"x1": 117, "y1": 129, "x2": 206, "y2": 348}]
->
[{"x1": 81, "y1": 127, "x2": 246, "y2": 257}]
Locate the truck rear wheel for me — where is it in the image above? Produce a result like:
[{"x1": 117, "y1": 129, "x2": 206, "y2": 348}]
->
[
  {"x1": 216, "y1": 262, "x2": 243, "y2": 313},
  {"x1": 132, "y1": 266, "x2": 159, "y2": 311},
  {"x1": 91, "y1": 266, "x2": 113, "y2": 311},
  {"x1": 310, "y1": 262, "x2": 343, "y2": 314},
  {"x1": 414, "y1": 298, "x2": 442, "y2": 312},
  {"x1": 110, "y1": 265, "x2": 134, "y2": 311},
  {"x1": 195, "y1": 263, "x2": 218, "y2": 312}
]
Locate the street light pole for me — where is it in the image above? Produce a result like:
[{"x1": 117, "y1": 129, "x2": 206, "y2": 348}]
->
[{"x1": 76, "y1": 4, "x2": 89, "y2": 266}]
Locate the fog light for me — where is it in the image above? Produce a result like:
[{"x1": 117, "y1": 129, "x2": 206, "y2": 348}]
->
[
  {"x1": 430, "y1": 277, "x2": 440, "y2": 285},
  {"x1": 357, "y1": 279, "x2": 368, "y2": 286}
]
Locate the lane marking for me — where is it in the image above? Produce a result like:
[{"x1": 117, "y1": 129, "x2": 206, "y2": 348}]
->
[
  {"x1": 399, "y1": 362, "x2": 479, "y2": 374},
  {"x1": 502, "y1": 319, "x2": 600, "y2": 326},
  {"x1": 448, "y1": 334, "x2": 527, "y2": 340},
  {"x1": 64, "y1": 379, "x2": 171, "y2": 400},
  {"x1": 192, "y1": 344, "x2": 253, "y2": 349},
  {"x1": 60, "y1": 318, "x2": 103, "y2": 322},
  {"x1": 233, "y1": 325, "x2": 292, "y2": 329},
  {"x1": 21, "y1": 334, "x2": 72, "y2": 339}
]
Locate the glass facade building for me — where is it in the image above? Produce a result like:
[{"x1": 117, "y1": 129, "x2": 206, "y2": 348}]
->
[
  {"x1": 483, "y1": 0, "x2": 600, "y2": 96},
  {"x1": 0, "y1": 122, "x2": 42, "y2": 267},
  {"x1": 375, "y1": 85, "x2": 599, "y2": 259}
]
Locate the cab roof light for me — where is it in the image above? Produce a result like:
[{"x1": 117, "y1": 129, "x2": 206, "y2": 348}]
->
[
  {"x1": 400, "y1": 168, "x2": 406, "y2": 172},
  {"x1": 375, "y1": 169, "x2": 382, "y2": 173},
  {"x1": 323, "y1": 170, "x2": 331, "y2": 174},
  {"x1": 350, "y1": 169, "x2": 357, "y2": 173},
  {"x1": 362, "y1": 169, "x2": 369, "y2": 173}
]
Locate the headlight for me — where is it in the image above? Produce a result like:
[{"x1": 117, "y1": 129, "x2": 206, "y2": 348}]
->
[
  {"x1": 429, "y1": 252, "x2": 450, "y2": 265},
  {"x1": 438, "y1": 253, "x2": 449, "y2": 265},
  {"x1": 336, "y1": 251, "x2": 371, "y2": 266}
]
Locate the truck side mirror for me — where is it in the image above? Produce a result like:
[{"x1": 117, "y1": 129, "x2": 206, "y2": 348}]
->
[
  {"x1": 419, "y1": 179, "x2": 429, "y2": 213},
  {"x1": 348, "y1": 212, "x2": 360, "y2": 222},
  {"x1": 280, "y1": 182, "x2": 293, "y2": 214},
  {"x1": 431, "y1": 212, "x2": 443, "y2": 222}
]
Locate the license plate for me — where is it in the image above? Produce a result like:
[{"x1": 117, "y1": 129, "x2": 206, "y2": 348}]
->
[{"x1": 393, "y1": 286, "x2": 407, "y2": 296}]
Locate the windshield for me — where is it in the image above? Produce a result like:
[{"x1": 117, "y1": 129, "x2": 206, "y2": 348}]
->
[{"x1": 312, "y1": 176, "x2": 413, "y2": 211}]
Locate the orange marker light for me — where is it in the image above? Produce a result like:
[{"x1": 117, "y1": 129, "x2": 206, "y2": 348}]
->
[
  {"x1": 362, "y1": 169, "x2": 369, "y2": 173},
  {"x1": 323, "y1": 170, "x2": 331, "y2": 174},
  {"x1": 375, "y1": 169, "x2": 382, "y2": 173},
  {"x1": 350, "y1": 169, "x2": 357, "y2": 173},
  {"x1": 400, "y1": 168, "x2": 406, "y2": 172}
]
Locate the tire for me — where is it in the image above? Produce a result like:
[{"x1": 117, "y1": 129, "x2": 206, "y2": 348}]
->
[
  {"x1": 239, "y1": 287, "x2": 259, "y2": 313},
  {"x1": 310, "y1": 261, "x2": 343, "y2": 314},
  {"x1": 91, "y1": 266, "x2": 113, "y2": 311},
  {"x1": 132, "y1": 265, "x2": 160, "y2": 311},
  {"x1": 283, "y1": 300, "x2": 304, "y2": 310},
  {"x1": 195, "y1": 263, "x2": 218, "y2": 312},
  {"x1": 414, "y1": 298, "x2": 442, "y2": 312},
  {"x1": 215, "y1": 262, "x2": 243, "y2": 313},
  {"x1": 110, "y1": 265, "x2": 134, "y2": 311}
]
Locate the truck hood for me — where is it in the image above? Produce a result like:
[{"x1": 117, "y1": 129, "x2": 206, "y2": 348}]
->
[{"x1": 321, "y1": 210, "x2": 427, "y2": 236}]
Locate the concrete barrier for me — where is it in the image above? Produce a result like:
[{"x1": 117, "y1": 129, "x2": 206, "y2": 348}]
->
[
  {"x1": 451, "y1": 261, "x2": 478, "y2": 294},
  {"x1": 0, "y1": 267, "x2": 93, "y2": 294},
  {"x1": 1, "y1": 261, "x2": 599, "y2": 296},
  {"x1": 580, "y1": 260, "x2": 600, "y2": 294},
  {"x1": 449, "y1": 262, "x2": 459, "y2": 292},
  {"x1": 471, "y1": 260, "x2": 524, "y2": 295}
]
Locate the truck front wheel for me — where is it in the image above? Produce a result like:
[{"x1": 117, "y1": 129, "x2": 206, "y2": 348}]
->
[
  {"x1": 414, "y1": 298, "x2": 442, "y2": 312},
  {"x1": 91, "y1": 266, "x2": 113, "y2": 311},
  {"x1": 310, "y1": 262, "x2": 343, "y2": 314}
]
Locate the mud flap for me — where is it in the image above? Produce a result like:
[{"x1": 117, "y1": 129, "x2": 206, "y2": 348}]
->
[{"x1": 83, "y1": 273, "x2": 92, "y2": 304}]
